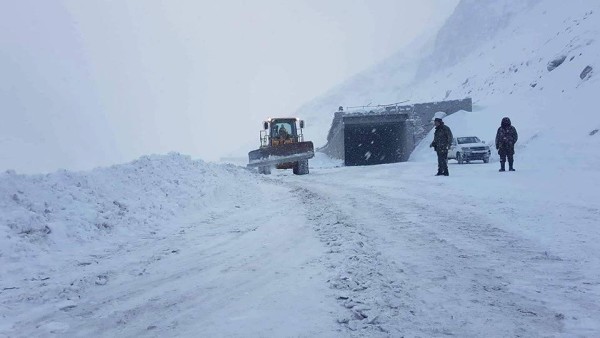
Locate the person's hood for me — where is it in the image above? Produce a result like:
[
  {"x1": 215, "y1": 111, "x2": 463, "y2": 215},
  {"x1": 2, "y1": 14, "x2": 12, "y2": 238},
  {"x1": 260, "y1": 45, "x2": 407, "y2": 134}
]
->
[{"x1": 501, "y1": 117, "x2": 512, "y2": 127}]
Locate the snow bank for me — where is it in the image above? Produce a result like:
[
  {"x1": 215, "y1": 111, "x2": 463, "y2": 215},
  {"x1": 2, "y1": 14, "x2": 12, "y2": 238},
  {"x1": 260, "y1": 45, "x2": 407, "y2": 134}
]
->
[
  {"x1": 310, "y1": 152, "x2": 343, "y2": 169},
  {"x1": 0, "y1": 153, "x2": 257, "y2": 270},
  {"x1": 0, "y1": 154, "x2": 347, "y2": 337}
]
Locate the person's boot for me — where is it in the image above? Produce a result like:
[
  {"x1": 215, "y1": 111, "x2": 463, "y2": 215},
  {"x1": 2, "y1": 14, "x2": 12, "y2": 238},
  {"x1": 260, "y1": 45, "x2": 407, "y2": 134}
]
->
[
  {"x1": 499, "y1": 161, "x2": 506, "y2": 172},
  {"x1": 509, "y1": 163, "x2": 515, "y2": 171}
]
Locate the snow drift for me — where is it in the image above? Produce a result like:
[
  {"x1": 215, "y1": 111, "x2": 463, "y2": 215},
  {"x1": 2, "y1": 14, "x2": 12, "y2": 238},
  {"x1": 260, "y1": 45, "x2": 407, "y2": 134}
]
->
[
  {"x1": 0, "y1": 154, "x2": 342, "y2": 337},
  {"x1": 0, "y1": 153, "x2": 257, "y2": 277}
]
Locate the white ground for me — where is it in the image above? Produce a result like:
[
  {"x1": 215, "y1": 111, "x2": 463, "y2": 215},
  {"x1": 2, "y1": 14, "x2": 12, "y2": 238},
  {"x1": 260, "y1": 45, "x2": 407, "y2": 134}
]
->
[
  {"x1": 2, "y1": 0, "x2": 600, "y2": 336},
  {"x1": 1, "y1": 151, "x2": 599, "y2": 337}
]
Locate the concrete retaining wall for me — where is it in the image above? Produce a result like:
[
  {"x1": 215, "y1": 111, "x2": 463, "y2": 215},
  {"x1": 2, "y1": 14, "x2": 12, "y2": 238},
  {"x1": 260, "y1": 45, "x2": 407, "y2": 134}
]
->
[{"x1": 321, "y1": 98, "x2": 472, "y2": 165}]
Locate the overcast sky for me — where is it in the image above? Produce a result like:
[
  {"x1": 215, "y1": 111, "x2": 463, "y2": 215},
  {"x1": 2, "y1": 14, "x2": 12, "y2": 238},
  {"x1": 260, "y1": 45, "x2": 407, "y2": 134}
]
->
[{"x1": 0, "y1": 0, "x2": 458, "y2": 173}]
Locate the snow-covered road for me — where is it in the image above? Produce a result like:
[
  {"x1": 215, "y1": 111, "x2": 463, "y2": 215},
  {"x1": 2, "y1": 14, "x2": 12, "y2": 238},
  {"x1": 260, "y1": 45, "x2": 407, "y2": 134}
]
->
[
  {"x1": 2, "y1": 157, "x2": 600, "y2": 337},
  {"x1": 285, "y1": 161, "x2": 600, "y2": 336}
]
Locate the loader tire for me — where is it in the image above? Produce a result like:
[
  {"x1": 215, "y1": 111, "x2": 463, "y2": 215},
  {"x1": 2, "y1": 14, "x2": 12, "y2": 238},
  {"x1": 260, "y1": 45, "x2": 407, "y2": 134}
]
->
[
  {"x1": 293, "y1": 160, "x2": 309, "y2": 175},
  {"x1": 258, "y1": 166, "x2": 271, "y2": 175}
]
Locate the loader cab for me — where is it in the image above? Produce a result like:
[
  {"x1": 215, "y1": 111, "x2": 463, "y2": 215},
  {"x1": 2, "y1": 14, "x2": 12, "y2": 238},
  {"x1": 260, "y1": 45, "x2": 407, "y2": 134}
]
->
[
  {"x1": 259, "y1": 118, "x2": 306, "y2": 148},
  {"x1": 250, "y1": 116, "x2": 314, "y2": 175},
  {"x1": 271, "y1": 120, "x2": 297, "y2": 138},
  {"x1": 261, "y1": 118, "x2": 305, "y2": 147},
  {"x1": 271, "y1": 120, "x2": 295, "y2": 145}
]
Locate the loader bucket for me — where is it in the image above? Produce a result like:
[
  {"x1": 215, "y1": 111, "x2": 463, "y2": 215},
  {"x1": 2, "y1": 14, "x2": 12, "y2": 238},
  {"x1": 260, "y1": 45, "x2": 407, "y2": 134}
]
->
[{"x1": 247, "y1": 141, "x2": 315, "y2": 168}]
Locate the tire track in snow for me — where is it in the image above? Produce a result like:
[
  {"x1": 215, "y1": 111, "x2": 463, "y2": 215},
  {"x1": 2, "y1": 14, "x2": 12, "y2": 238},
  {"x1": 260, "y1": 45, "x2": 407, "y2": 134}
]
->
[
  {"x1": 290, "y1": 176, "x2": 574, "y2": 337},
  {"x1": 292, "y1": 186, "x2": 408, "y2": 336}
]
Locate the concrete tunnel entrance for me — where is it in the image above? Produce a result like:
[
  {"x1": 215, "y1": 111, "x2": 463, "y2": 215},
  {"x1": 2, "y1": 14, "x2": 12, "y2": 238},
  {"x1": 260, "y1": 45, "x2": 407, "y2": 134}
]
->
[
  {"x1": 344, "y1": 123, "x2": 406, "y2": 166},
  {"x1": 320, "y1": 107, "x2": 415, "y2": 167},
  {"x1": 321, "y1": 99, "x2": 473, "y2": 167}
]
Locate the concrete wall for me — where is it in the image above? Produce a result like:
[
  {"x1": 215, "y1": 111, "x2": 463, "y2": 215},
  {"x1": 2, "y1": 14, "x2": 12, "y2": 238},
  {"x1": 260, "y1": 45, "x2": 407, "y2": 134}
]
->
[
  {"x1": 321, "y1": 98, "x2": 472, "y2": 164},
  {"x1": 322, "y1": 111, "x2": 346, "y2": 159},
  {"x1": 407, "y1": 98, "x2": 473, "y2": 145},
  {"x1": 342, "y1": 115, "x2": 412, "y2": 166},
  {"x1": 321, "y1": 107, "x2": 413, "y2": 164}
]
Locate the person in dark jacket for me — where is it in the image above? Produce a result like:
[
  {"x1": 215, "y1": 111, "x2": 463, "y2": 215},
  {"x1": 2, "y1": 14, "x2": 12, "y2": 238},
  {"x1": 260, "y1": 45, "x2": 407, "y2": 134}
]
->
[
  {"x1": 495, "y1": 117, "x2": 518, "y2": 171},
  {"x1": 430, "y1": 117, "x2": 453, "y2": 176}
]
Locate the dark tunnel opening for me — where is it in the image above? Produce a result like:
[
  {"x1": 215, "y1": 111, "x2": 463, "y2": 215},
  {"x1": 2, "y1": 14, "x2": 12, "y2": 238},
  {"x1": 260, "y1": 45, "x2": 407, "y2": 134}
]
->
[{"x1": 344, "y1": 123, "x2": 405, "y2": 166}]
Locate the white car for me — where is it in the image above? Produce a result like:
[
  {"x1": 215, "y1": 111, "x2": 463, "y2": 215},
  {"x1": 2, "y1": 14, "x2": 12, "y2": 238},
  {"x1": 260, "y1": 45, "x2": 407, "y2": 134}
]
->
[{"x1": 448, "y1": 136, "x2": 491, "y2": 164}]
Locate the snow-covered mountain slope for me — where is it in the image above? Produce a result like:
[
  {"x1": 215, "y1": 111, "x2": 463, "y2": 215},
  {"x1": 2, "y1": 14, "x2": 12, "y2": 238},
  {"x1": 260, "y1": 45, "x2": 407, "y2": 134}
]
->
[
  {"x1": 297, "y1": 0, "x2": 600, "y2": 172},
  {"x1": 415, "y1": 0, "x2": 542, "y2": 79},
  {"x1": 294, "y1": 46, "x2": 424, "y2": 148},
  {"x1": 409, "y1": 0, "x2": 600, "y2": 170}
]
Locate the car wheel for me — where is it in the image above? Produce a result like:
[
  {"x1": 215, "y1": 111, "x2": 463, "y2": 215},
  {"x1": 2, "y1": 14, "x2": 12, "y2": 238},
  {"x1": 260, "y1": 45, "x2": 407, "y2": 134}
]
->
[{"x1": 456, "y1": 152, "x2": 463, "y2": 164}]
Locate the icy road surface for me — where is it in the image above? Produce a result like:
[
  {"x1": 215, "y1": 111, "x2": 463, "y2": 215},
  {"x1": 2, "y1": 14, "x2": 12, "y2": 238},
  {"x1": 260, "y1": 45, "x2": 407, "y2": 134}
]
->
[
  {"x1": 2, "y1": 159, "x2": 600, "y2": 337},
  {"x1": 284, "y1": 161, "x2": 600, "y2": 336}
]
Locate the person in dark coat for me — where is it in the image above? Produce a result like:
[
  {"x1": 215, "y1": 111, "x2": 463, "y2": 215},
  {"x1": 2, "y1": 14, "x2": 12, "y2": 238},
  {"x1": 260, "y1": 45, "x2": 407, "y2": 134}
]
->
[
  {"x1": 430, "y1": 117, "x2": 453, "y2": 176},
  {"x1": 495, "y1": 117, "x2": 518, "y2": 171}
]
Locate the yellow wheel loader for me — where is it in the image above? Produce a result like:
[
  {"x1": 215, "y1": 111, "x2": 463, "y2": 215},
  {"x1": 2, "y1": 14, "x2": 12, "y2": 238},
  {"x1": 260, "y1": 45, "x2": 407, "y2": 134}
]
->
[{"x1": 247, "y1": 118, "x2": 314, "y2": 175}]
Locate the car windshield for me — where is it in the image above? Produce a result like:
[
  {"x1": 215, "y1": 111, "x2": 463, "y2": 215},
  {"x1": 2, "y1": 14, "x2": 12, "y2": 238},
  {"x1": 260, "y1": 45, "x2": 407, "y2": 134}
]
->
[{"x1": 457, "y1": 137, "x2": 480, "y2": 144}]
